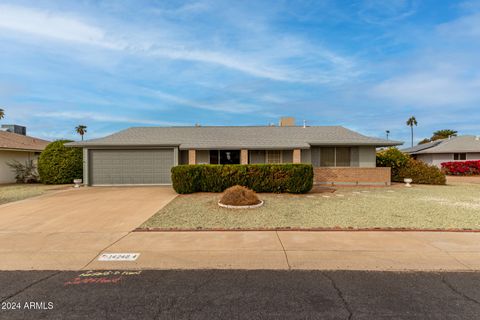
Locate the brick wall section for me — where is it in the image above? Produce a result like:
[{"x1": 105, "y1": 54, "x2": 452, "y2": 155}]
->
[
  {"x1": 241, "y1": 149, "x2": 248, "y2": 164},
  {"x1": 188, "y1": 149, "x2": 196, "y2": 165},
  {"x1": 314, "y1": 167, "x2": 391, "y2": 186},
  {"x1": 293, "y1": 149, "x2": 301, "y2": 163}
]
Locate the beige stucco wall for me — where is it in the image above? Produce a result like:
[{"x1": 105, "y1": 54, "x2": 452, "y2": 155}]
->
[
  {"x1": 417, "y1": 153, "x2": 480, "y2": 167},
  {"x1": 467, "y1": 153, "x2": 480, "y2": 160},
  {"x1": 0, "y1": 150, "x2": 38, "y2": 184}
]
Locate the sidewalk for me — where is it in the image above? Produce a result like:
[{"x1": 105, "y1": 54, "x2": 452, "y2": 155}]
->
[{"x1": 4, "y1": 230, "x2": 479, "y2": 271}]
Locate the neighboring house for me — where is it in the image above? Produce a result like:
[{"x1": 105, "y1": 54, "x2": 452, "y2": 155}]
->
[
  {"x1": 0, "y1": 125, "x2": 49, "y2": 183},
  {"x1": 402, "y1": 135, "x2": 480, "y2": 167},
  {"x1": 67, "y1": 119, "x2": 402, "y2": 186}
]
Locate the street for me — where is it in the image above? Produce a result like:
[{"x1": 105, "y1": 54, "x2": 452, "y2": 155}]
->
[{"x1": 1, "y1": 270, "x2": 479, "y2": 319}]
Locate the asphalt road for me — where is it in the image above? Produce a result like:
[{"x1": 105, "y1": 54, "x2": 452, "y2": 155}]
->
[{"x1": 1, "y1": 270, "x2": 479, "y2": 319}]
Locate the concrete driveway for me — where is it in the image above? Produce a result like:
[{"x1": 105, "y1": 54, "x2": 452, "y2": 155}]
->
[{"x1": 0, "y1": 187, "x2": 177, "y2": 270}]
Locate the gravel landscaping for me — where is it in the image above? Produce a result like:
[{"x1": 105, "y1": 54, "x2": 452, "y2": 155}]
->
[
  {"x1": 141, "y1": 183, "x2": 480, "y2": 230},
  {"x1": 0, "y1": 184, "x2": 65, "y2": 205}
]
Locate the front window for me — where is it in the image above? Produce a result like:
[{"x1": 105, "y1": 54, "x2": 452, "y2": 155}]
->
[
  {"x1": 319, "y1": 147, "x2": 351, "y2": 167},
  {"x1": 454, "y1": 153, "x2": 467, "y2": 160},
  {"x1": 320, "y1": 148, "x2": 335, "y2": 166},
  {"x1": 266, "y1": 150, "x2": 282, "y2": 164},
  {"x1": 335, "y1": 147, "x2": 351, "y2": 167}
]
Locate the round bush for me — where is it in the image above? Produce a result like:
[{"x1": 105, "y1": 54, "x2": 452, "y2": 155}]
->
[
  {"x1": 219, "y1": 185, "x2": 261, "y2": 206},
  {"x1": 376, "y1": 147, "x2": 411, "y2": 181},
  {"x1": 38, "y1": 140, "x2": 83, "y2": 184},
  {"x1": 397, "y1": 159, "x2": 446, "y2": 185}
]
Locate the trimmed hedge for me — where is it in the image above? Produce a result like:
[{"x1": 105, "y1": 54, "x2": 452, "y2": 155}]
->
[
  {"x1": 38, "y1": 140, "x2": 83, "y2": 184},
  {"x1": 441, "y1": 160, "x2": 480, "y2": 176},
  {"x1": 171, "y1": 164, "x2": 313, "y2": 194}
]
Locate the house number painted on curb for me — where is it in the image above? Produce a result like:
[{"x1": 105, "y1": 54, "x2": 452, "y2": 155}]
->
[{"x1": 98, "y1": 253, "x2": 140, "y2": 261}]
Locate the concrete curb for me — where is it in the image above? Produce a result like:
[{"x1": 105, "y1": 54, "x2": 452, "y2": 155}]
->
[{"x1": 134, "y1": 227, "x2": 480, "y2": 233}]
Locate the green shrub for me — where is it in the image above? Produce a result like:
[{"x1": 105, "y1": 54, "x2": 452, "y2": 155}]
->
[
  {"x1": 38, "y1": 140, "x2": 83, "y2": 184},
  {"x1": 376, "y1": 147, "x2": 411, "y2": 181},
  {"x1": 171, "y1": 164, "x2": 313, "y2": 194},
  {"x1": 377, "y1": 147, "x2": 445, "y2": 185},
  {"x1": 397, "y1": 159, "x2": 446, "y2": 185}
]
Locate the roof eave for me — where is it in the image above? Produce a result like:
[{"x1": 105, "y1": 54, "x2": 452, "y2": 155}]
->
[{"x1": 0, "y1": 147, "x2": 44, "y2": 152}]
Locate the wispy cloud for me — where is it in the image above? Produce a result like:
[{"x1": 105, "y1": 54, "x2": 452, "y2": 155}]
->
[
  {"x1": 0, "y1": 4, "x2": 118, "y2": 48},
  {"x1": 33, "y1": 111, "x2": 188, "y2": 126},
  {"x1": 369, "y1": 9, "x2": 480, "y2": 109},
  {"x1": 1, "y1": 0, "x2": 479, "y2": 143},
  {"x1": 371, "y1": 72, "x2": 480, "y2": 107},
  {"x1": 356, "y1": 0, "x2": 418, "y2": 25},
  {"x1": 0, "y1": 3, "x2": 357, "y2": 83}
]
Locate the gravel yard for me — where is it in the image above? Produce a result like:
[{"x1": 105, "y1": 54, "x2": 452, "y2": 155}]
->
[
  {"x1": 141, "y1": 183, "x2": 480, "y2": 230},
  {"x1": 0, "y1": 184, "x2": 65, "y2": 205}
]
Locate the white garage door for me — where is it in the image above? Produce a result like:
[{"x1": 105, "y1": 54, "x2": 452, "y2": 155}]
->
[{"x1": 89, "y1": 149, "x2": 174, "y2": 185}]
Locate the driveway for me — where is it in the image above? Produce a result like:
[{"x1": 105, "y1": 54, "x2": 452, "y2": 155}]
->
[{"x1": 0, "y1": 187, "x2": 177, "y2": 270}]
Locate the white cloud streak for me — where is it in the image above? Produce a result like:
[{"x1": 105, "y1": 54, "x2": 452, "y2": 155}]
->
[
  {"x1": 0, "y1": 4, "x2": 120, "y2": 49},
  {"x1": 34, "y1": 111, "x2": 188, "y2": 126},
  {"x1": 0, "y1": 4, "x2": 357, "y2": 83}
]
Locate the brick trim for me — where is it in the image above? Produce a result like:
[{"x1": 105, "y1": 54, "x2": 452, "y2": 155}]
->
[
  {"x1": 314, "y1": 167, "x2": 391, "y2": 186},
  {"x1": 188, "y1": 149, "x2": 196, "y2": 165}
]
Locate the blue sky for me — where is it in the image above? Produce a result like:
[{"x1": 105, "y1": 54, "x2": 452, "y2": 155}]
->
[{"x1": 1, "y1": 0, "x2": 479, "y2": 144}]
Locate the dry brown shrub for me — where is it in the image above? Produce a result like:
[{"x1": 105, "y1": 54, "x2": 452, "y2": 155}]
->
[{"x1": 219, "y1": 185, "x2": 261, "y2": 206}]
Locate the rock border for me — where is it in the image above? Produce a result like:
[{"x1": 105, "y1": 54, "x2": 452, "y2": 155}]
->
[{"x1": 218, "y1": 200, "x2": 264, "y2": 209}]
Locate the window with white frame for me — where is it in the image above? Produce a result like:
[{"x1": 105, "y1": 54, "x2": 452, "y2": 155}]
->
[
  {"x1": 266, "y1": 150, "x2": 282, "y2": 164},
  {"x1": 454, "y1": 153, "x2": 466, "y2": 160}
]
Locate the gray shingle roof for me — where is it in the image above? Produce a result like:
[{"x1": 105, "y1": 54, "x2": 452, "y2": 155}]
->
[
  {"x1": 402, "y1": 135, "x2": 480, "y2": 154},
  {"x1": 401, "y1": 140, "x2": 443, "y2": 154},
  {"x1": 66, "y1": 126, "x2": 402, "y2": 149}
]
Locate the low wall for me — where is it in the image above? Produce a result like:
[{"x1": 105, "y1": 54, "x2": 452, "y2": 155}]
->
[{"x1": 314, "y1": 167, "x2": 391, "y2": 186}]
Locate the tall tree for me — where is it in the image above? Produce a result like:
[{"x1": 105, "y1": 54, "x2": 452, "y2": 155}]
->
[
  {"x1": 75, "y1": 125, "x2": 87, "y2": 141},
  {"x1": 418, "y1": 138, "x2": 431, "y2": 145},
  {"x1": 0, "y1": 108, "x2": 4, "y2": 120},
  {"x1": 406, "y1": 116, "x2": 417, "y2": 147},
  {"x1": 431, "y1": 129, "x2": 457, "y2": 141}
]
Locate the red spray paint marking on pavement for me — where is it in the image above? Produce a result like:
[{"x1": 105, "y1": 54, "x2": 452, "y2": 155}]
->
[{"x1": 64, "y1": 270, "x2": 142, "y2": 286}]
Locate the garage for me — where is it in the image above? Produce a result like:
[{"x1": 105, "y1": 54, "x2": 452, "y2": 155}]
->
[{"x1": 89, "y1": 149, "x2": 175, "y2": 185}]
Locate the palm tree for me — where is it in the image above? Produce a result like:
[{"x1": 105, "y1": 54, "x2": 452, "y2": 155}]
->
[
  {"x1": 386, "y1": 130, "x2": 390, "y2": 140},
  {"x1": 0, "y1": 108, "x2": 4, "y2": 120},
  {"x1": 406, "y1": 116, "x2": 417, "y2": 147},
  {"x1": 75, "y1": 125, "x2": 87, "y2": 141},
  {"x1": 431, "y1": 129, "x2": 457, "y2": 141}
]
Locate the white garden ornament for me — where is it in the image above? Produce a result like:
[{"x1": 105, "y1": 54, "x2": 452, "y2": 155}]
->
[
  {"x1": 404, "y1": 178, "x2": 413, "y2": 187},
  {"x1": 73, "y1": 179, "x2": 83, "y2": 188}
]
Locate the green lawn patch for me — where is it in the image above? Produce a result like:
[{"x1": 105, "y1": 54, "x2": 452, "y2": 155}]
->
[{"x1": 140, "y1": 184, "x2": 480, "y2": 230}]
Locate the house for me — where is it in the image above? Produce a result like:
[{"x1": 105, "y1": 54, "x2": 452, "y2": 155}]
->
[
  {"x1": 402, "y1": 135, "x2": 480, "y2": 167},
  {"x1": 67, "y1": 119, "x2": 402, "y2": 186},
  {"x1": 0, "y1": 125, "x2": 49, "y2": 183}
]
